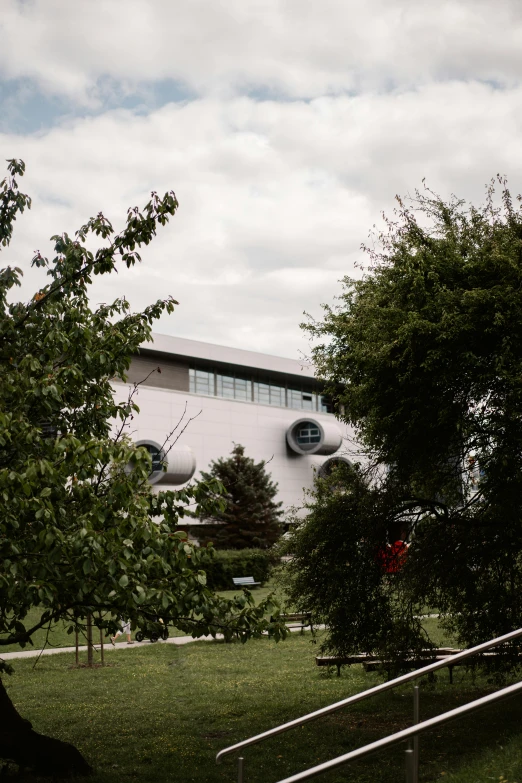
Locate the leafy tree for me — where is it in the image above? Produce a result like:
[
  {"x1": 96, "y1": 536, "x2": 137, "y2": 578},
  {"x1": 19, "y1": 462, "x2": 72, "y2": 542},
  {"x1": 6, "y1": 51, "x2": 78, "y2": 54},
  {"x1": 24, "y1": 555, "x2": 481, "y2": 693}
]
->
[
  {"x1": 282, "y1": 462, "x2": 430, "y2": 662},
  {"x1": 288, "y1": 179, "x2": 522, "y2": 661},
  {"x1": 198, "y1": 444, "x2": 282, "y2": 549},
  {"x1": 0, "y1": 160, "x2": 285, "y2": 776}
]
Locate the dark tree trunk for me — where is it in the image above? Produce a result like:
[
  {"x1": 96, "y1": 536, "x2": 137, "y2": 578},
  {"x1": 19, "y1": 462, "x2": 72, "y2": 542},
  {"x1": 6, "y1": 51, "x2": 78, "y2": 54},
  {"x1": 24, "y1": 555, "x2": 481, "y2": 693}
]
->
[
  {"x1": 0, "y1": 677, "x2": 92, "y2": 776},
  {"x1": 86, "y1": 614, "x2": 93, "y2": 667},
  {"x1": 100, "y1": 626, "x2": 104, "y2": 666}
]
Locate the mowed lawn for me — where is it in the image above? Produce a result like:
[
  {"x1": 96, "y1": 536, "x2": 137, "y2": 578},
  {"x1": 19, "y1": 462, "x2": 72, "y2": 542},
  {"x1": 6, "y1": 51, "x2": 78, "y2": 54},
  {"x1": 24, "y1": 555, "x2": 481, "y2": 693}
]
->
[
  {"x1": 6, "y1": 631, "x2": 522, "y2": 783},
  {"x1": 0, "y1": 586, "x2": 278, "y2": 654}
]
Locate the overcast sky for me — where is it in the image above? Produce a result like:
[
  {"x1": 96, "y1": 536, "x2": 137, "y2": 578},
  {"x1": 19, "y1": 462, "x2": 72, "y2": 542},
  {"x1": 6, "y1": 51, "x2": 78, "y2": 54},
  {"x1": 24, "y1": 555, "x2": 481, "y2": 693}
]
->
[{"x1": 2, "y1": 0, "x2": 522, "y2": 360}]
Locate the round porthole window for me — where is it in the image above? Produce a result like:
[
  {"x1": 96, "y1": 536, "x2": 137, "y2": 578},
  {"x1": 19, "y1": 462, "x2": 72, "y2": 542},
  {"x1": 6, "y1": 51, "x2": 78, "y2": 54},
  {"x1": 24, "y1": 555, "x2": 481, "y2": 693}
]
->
[
  {"x1": 295, "y1": 421, "x2": 321, "y2": 450},
  {"x1": 132, "y1": 441, "x2": 197, "y2": 486},
  {"x1": 286, "y1": 418, "x2": 342, "y2": 456},
  {"x1": 318, "y1": 456, "x2": 353, "y2": 478},
  {"x1": 135, "y1": 440, "x2": 167, "y2": 485}
]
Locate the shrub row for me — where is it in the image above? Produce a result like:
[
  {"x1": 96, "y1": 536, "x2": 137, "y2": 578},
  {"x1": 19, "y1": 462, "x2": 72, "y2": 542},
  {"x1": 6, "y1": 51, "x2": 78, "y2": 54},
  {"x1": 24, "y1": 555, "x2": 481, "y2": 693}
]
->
[{"x1": 199, "y1": 548, "x2": 277, "y2": 590}]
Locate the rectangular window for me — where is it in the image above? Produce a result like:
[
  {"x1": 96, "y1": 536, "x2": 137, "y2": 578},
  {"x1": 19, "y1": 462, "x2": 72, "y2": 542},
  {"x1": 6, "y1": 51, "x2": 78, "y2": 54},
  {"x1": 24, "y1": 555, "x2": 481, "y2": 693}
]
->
[
  {"x1": 288, "y1": 389, "x2": 318, "y2": 410},
  {"x1": 189, "y1": 368, "x2": 214, "y2": 396},
  {"x1": 301, "y1": 392, "x2": 315, "y2": 411},
  {"x1": 288, "y1": 389, "x2": 303, "y2": 409},
  {"x1": 254, "y1": 382, "x2": 270, "y2": 405},
  {"x1": 216, "y1": 373, "x2": 235, "y2": 398},
  {"x1": 254, "y1": 382, "x2": 285, "y2": 406},
  {"x1": 296, "y1": 423, "x2": 321, "y2": 444},
  {"x1": 319, "y1": 395, "x2": 333, "y2": 414},
  {"x1": 216, "y1": 373, "x2": 252, "y2": 401},
  {"x1": 270, "y1": 385, "x2": 285, "y2": 406},
  {"x1": 234, "y1": 377, "x2": 250, "y2": 401},
  {"x1": 190, "y1": 366, "x2": 332, "y2": 413}
]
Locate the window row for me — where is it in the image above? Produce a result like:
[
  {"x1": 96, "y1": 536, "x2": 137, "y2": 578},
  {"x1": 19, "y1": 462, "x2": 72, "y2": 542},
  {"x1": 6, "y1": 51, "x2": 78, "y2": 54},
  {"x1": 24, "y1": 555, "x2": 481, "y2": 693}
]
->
[{"x1": 189, "y1": 368, "x2": 332, "y2": 413}]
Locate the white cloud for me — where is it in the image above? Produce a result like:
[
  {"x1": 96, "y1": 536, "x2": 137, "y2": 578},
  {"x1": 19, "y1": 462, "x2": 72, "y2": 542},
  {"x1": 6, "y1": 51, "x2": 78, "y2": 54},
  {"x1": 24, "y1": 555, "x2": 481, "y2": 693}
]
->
[
  {"x1": 2, "y1": 0, "x2": 522, "y2": 104},
  {"x1": 3, "y1": 81, "x2": 522, "y2": 357}
]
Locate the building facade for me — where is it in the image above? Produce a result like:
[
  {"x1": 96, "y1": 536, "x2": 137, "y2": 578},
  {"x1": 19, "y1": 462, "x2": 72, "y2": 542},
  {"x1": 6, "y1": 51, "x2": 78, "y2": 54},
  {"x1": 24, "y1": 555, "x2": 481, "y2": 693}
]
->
[{"x1": 112, "y1": 333, "x2": 354, "y2": 511}]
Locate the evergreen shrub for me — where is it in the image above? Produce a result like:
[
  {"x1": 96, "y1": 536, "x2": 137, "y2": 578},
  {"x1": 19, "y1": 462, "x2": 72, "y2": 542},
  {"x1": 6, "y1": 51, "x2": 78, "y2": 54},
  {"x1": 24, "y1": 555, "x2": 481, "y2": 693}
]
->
[{"x1": 198, "y1": 444, "x2": 283, "y2": 549}]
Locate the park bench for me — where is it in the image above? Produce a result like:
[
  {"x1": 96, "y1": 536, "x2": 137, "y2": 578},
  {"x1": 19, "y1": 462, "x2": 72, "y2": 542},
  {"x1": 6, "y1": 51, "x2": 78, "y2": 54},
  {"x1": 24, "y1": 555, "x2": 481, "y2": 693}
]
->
[
  {"x1": 271, "y1": 612, "x2": 313, "y2": 634},
  {"x1": 360, "y1": 649, "x2": 521, "y2": 683},
  {"x1": 362, "y1": 651, "x2": 462, "y2": 683},
  {"x1": 316, "y1": 648, "x2": 461, "y2": 679},
  {"x1": 232, "y1": 576, "x2": 261, "y2": 588}
]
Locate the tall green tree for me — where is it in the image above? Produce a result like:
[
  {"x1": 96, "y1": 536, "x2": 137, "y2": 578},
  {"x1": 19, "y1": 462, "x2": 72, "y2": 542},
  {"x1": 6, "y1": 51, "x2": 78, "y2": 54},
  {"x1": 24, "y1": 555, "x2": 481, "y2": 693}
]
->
[
  {"x1": 198, "y1": 444, "x2": 282, "y2": 549},
  {"x1": 0, "y1": 161, "x2": 284, "y2": 776},
  {"x1": 287, "y1": 179, "x2": 522, "y2": 660}
]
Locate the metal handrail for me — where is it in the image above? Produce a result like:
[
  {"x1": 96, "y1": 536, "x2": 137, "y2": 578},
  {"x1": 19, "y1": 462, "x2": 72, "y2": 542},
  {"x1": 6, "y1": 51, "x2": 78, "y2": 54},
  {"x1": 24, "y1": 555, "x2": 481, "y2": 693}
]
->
[
  {"x1": 216, "y1": 626, "x2": 522, "y2": 765},
  {"x1": 275, "y1": 679, "x2": 522, "y2": 783}
]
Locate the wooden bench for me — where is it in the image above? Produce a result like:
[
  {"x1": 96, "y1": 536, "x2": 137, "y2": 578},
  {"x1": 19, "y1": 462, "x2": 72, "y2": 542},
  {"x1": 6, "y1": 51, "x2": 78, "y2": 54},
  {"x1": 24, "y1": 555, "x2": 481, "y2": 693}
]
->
[
  {"x1": 360, "y1": 649, "x2": 519, "y2": 683},
  {"x1": 271, "y1": 612, "x2": 313, "y2": 634},
  {"x1": 316, "y1": 648, "x2": 521, "y2": 681},
  {"x1": 316, "y1": 648, "x2": 461, "y2": 679},
  {"x1": 232, "y1": 576, "x2": 261, "y2": 588},
  {"x1": 316, "y1": 654, "x2": 384, "y2": 678},
  {"x1": 362, "y1": 653, "x2": 462, "y2": 683}
]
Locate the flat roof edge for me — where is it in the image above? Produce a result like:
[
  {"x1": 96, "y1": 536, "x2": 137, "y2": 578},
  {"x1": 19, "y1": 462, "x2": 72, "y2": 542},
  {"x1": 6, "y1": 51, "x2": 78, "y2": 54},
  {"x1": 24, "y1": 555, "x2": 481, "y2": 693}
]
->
[{"x1": 143, "y1": 333, "x2": 317, "y2": 380}]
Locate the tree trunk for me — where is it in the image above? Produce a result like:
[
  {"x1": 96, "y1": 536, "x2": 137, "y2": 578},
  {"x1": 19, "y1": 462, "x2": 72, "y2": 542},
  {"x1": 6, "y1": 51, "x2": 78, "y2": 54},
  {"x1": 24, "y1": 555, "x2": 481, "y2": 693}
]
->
[
  {"x1": 0, "y1": 677, "x2": 92, "y2": 776},
  {"x1": 100, "y1": 626, "x2": 104, "y2": 666},
  {"x1": 86, "y1": 614, "x2": 93, "y2": 667}
]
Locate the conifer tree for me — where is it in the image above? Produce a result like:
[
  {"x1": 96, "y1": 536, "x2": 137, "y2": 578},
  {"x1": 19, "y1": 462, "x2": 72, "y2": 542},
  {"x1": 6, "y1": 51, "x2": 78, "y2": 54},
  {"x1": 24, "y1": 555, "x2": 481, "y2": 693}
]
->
[{"x1": 199, "y1": 444, "x2": 282, "y2": 549}]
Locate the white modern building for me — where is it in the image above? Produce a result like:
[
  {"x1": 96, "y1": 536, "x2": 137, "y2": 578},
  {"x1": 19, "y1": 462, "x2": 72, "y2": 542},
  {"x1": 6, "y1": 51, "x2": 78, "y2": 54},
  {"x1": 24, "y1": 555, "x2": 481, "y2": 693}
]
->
[{"x1": 112, "y1": 333, "x2": 355, "y2": 511}]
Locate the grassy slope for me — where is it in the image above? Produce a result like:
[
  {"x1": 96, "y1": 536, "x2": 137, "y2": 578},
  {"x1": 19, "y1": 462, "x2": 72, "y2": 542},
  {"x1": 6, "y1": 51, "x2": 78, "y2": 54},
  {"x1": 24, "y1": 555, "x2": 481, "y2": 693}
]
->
[{"x1": 6, "y1": 632, "x2": 522, "y2": 783}]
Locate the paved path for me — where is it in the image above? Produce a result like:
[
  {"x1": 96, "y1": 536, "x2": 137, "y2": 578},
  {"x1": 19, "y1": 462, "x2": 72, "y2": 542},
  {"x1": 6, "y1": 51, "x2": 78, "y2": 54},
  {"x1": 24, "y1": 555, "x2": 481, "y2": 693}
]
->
[
  {"x1": 0, "y1": 617, "x2": 439, "y2": 662},
  {"x1": 0, "y1": 624, "x2": 317, "y2": 662},
  {"x1": 0, "y1": 633, "x2": 222, "y2": 661}
]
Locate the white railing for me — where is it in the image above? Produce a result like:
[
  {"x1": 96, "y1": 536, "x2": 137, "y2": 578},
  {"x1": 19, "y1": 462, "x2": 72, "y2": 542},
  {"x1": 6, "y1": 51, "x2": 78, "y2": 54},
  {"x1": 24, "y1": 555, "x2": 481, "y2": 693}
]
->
[
  {"x1": 275, "y1": 680, "x2": 522, "y2": 783},
  {"x1": 216, "y1": 627, "x2": 522, "y2": 783}
]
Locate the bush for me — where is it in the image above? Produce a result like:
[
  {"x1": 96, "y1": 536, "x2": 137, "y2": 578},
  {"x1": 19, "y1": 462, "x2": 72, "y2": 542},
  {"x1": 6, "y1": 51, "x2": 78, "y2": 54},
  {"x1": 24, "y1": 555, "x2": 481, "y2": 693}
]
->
[{"x1": 201, "y1": 549, "x2": 277, "y2": 590}]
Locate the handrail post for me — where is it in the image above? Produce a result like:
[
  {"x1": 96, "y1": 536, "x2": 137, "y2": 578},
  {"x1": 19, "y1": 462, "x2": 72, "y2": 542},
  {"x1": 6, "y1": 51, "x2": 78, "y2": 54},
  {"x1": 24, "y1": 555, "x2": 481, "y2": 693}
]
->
[
  {"x1": 413, "y1": 685, "x2": 419, "y2": 783},
  {"x1": 405, "y1": 748, "x2": 414, "y2": 783},
  {"x1": 237, "y1": 756, "x2": 244, "y2": 783}
]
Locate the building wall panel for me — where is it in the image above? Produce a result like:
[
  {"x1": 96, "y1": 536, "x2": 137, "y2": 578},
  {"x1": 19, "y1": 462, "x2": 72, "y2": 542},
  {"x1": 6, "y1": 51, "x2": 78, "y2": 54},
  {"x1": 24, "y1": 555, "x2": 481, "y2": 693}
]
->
[
  {"x1": 113, "y1": 381, "x2": 354, "y2": 510},
  {"x1": 125, "y1": 355, "x2": 190, "y2": 392}
]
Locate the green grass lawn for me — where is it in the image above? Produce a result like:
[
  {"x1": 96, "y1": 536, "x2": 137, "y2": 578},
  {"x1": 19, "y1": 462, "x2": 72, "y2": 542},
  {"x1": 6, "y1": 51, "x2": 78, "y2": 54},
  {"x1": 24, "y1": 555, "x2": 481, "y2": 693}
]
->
[
  {"x1": 0, "y1": 586, "x2": 446, "y2": 656},
  {"x1": 420, "y1": 617, "x2": 458, "y2": 648},
  {"x1": 0, "y1": 586, "x2": 448, "y2": 656},
  {"x1": 5, "y1": 631, "x2": 522, "y2": 783},
  {"x1": 0, "y1": 585, "x2": 279, "y2": 654}
]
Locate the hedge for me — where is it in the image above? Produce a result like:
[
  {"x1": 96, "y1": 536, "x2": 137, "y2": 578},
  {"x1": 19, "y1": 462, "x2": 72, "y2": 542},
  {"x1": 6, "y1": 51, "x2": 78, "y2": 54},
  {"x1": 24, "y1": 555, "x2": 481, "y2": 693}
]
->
[{"x1": 199, "y1": 548, "x2": 277, "y2": 590}]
